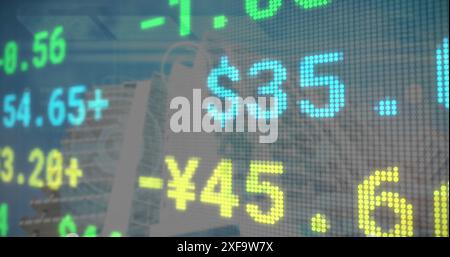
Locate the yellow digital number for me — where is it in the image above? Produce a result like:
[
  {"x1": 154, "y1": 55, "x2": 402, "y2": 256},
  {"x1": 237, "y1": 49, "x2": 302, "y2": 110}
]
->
[
  {"x1": 434, "y1": 183, "x2": 448, "y2": 237},
  {"x1": 0, "y1": 146, "x2": 14, "y2": 183},
  {"x1": 200, "y1": 159, "x2": 239, "y2": 218},
  {"x1": 28, "y1": 148, "x2": 45, "y2": 188},
  {"x1": 46, "y1": 149, "x2": 63, "y2": 190},
  {"x1": 246, "y1": 161, "x2": 284, "y2": 225},
  {"x1": 357, "y1": 167, "x2": 414, "y2": 237}
]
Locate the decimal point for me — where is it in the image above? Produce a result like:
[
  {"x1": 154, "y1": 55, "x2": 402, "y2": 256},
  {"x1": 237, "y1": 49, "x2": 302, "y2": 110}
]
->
[
  {"x1": 375, "y1": 97, "x2": 398, "y2": 117},
  {"x1": 21, "y1": 61, "x2": 29, "y2": 72},
  {"x1": 35, "y1": 116, "x2": 43, "y2": 127},
  {"x1": 139, "y1": 176, "x2": 164, "y2": 190},
  {"x1": 213, "y1": 15, "x2": 228, "y2": 30},
  {"x1": 17, "y1": 174, "x2": 25, "y2": 185},
  {"x1": 311, "y1": 213, "x2": 330, "y2": 234}
]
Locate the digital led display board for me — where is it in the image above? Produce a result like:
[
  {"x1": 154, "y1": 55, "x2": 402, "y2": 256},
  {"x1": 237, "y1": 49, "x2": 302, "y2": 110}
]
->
[{"x1": 0, "y1": 0, "x2": 448, "y2": 238}]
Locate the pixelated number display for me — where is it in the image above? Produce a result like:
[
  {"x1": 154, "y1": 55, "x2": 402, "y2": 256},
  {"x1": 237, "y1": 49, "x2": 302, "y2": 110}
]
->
[
  {"x1": 169, "y1": 0, "x2": 191, "y2": 37},
  {"x1": 2, "y1": 86, "x2": 109, "y2": 129},
  {"x1": 245, "y1": 0, "x2": 331, "y2": 20},
  {"x1": 2, "y1": 41, "x2": 18, "y2": 75},
  {"x1": 436, "y1": 38, "x2": 449, "y2": 109},
  {"x1": 161, "y1": 0, "x2": 331, "y2": 37},
  {"x1": 434, "y1": 183, "x2": 448, "y2": 237},
  {"x1": 166, "y1": 156, "x2": 285, "y2": 225},
  {"x1": 58, "y1": 214, "x2": 122, "y2": 237},
  {"x1": 33, "y1": 26, "x2": 66, "y2": 69},
  {"x1": 2, "y1": 92, "x2": 31, "y2": 128},
  {"x1": 200, "y1": 159, "x2": 239, "y2": 218},
  {"x1": 0, "y1": 203, "x2": 8, "y2": 237},
  {"x1": 0, "y1": 26, "x2": 66, "y2": 76},
  {"x1": 207, "y1": 53, "x2": 344, "y2": 124},
  {"x1": 0, "y1": 146, "x2": 83, "y2": 191},
  {"x1": 357, "y1": 167, "x2": 414, "y2": 237},
  {"x1": 246, "y1": 161, "x2": 284, "y2": 225},
  {"x1": 162, "y1": 157, "x2": 450, "y2": 231},
  {"x1": 357, "y1": 168, "x2": 449, "y2": 237}
]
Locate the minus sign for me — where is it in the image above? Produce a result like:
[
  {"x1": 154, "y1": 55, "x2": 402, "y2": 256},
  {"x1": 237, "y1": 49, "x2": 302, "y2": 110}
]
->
[
  {"x1": 139, "y1": 176, "x2": 164, "y2": 190},
  {"x1": 140, "y1": 17, "x2": 166, "y2": 31}
]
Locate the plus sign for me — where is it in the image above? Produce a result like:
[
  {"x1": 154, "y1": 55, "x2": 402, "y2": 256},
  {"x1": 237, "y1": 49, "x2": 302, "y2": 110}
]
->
[
  {"x1": 64, "y1": 158, "x2": 83, "y2": 188},
  {"x1": 88, "y1": 89, "x2": 109, "y2": 120}
]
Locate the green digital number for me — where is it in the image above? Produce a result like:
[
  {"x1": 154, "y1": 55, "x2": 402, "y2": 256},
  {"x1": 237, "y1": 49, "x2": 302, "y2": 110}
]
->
[
  {"x1": 170, "y1": 0, "x2": 191, "y2": 37},
  {"x1": 58, "y1": 214, "x2": 77, "y2": 237},
  {"x1": 0, "y1": 203, "x2": 8, "y2": 237},
  {"x1": 294, "y1": 0, "x2": 331, "y2": 9},
  {"x1": 49, "y1": 26, "x2": 66, "y2": 64},
  {"x1": 245, "y1": 0, "x2": 283, "y2": 20},
  {"x1": 32, "y1": 31, "x2": 49, "y2": 69},
  {"x1": 32, "y1": 26, "x2": 66, "y2": 69},
  {"x1": 4, "y1": 41, "x2": 18, "y2": 75}
]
